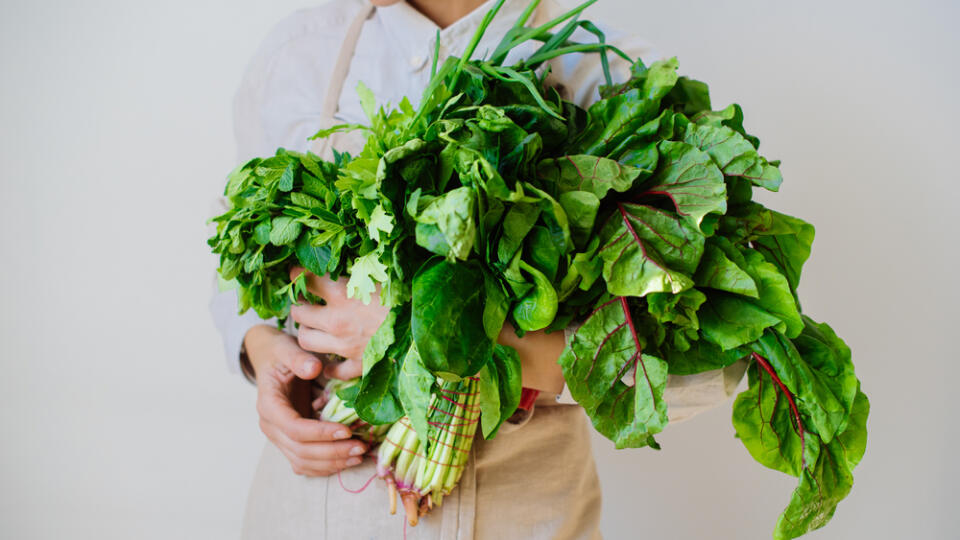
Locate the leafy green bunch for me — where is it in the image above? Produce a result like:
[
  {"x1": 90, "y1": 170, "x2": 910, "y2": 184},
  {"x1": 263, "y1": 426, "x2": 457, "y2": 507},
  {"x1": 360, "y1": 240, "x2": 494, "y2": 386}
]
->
[
  {"x1": 209, "y1": 0, "x2": 867, "y2": 537},
  {"x1": 208, "y1": 149, "x2": 361, "y2": 319}
]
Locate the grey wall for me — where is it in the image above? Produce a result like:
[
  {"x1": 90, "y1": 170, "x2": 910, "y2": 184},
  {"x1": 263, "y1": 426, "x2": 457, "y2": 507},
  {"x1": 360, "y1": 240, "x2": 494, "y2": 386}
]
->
[{"x1": 1, "y1": 0, "x2": 956, "y2": 538}]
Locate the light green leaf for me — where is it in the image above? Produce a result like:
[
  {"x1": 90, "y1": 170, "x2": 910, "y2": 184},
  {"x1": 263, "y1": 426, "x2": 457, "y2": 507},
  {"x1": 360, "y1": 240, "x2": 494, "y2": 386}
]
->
[
  {"x1": 269, "y1": 216, "x2": 301, "y2": 246},
  {"x1": 347, "y1": 250, "x2": 388, "y2": 304}
]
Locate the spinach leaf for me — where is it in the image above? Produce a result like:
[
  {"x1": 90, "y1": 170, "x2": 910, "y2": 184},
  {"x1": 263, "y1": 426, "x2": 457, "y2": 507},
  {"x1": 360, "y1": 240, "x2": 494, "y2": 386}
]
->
[{"x1": 411, "y1": 260, "x2": 492, "y2": 378}]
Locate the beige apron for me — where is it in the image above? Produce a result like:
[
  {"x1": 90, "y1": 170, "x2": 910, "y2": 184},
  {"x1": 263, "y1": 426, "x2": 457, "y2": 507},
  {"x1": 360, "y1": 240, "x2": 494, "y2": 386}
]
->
[{"x1": 241, "y1": 3, "x2": 604, "y2": 539}]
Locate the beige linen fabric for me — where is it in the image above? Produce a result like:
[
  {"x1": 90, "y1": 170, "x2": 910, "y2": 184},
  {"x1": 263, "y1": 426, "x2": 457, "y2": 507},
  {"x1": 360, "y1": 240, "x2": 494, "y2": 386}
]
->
[
  {"x1": 243, "y1": 403, "x2": 602, "y2": 540},
  {"x1": 238, "y1": 2, "x2": 747, "y2": 538}
]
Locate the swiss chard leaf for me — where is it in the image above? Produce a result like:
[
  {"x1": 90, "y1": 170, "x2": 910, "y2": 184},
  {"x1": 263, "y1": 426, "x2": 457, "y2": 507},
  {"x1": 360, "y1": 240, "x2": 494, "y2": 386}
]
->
[
  {"x1": 639, "y1": 140, "x2": 726, "y2": 231},
  {"x1": 558, "y1": 297, "x2": 668, "y2": 449},
  {"x1": 597, "y1": 202, "x2": 703, "y2": 297}
]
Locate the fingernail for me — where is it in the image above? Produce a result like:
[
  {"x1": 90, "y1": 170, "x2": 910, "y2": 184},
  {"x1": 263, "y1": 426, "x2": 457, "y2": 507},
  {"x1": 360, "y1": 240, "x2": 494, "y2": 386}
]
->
[
  {"x1": 334, "y1": 430, "x2": 350, "y2": 440},
  {"x1": 346, "y1": 457, "x2": 362, "y2": 466},
  {"x1": 302, "y1": 358, "x2": 318, "y2": 376},
  {"x1": 349, "y1": 446, "x2": 365, "y2": 456}
]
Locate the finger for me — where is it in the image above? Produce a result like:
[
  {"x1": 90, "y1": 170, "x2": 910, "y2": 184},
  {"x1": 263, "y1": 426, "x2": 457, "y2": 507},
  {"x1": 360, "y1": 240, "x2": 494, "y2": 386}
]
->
[
  {"x1": 312, "y1": 393, "x2": 329, "y2": 413},
  {"x1": 289, "y1": 302, "x2": 343, "y2": 334},
  {"x1": 289, "y1": 265, "x2": 307, "y2": 284},
  {"x1": 289, "y1": 438, "x2": 368, "y2": 462},
  {"x1": 272, "y1": 333, "x2": 323, "y2": 379},
  {"x1": 324, "y1": 356, "x2": 363, "y2": 380},
  {"x1": 264, "y1": 424, "x2": 363, "y2": 476},
  {"x1": 297, "y1": 327, "x2": 349, "y2": 357},
  {"x1": 258, "y1": 385, "x2": 353, "y2": 442},
  {"x1": 303, "y1": 271, "x2": 348, "y2": 302}
]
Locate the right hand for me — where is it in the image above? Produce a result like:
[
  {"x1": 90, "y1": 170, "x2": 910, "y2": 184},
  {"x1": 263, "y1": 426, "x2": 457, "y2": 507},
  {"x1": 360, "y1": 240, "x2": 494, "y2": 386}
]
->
[{"x1": 244, "y1": 325, "x2": 369, "y2": 476}]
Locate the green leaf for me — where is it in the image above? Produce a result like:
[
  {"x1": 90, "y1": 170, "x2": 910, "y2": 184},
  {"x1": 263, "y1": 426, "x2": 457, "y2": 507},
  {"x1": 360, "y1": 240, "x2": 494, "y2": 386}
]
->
[
  {"x1": 558, "y1": 190, "x2": 600, "y2": 249},
  {"x1": 662, "y1": 339, "x2": 745, "y2": 375},
  {"x1": 366, "y1": 203, "x2": 394, "y2": 243},
  {"x1": 774, "y1": 388, "x2": 868, "y2": 539},
  {"x1": 411, "y1": 260, "x2": 493, "y2": 378},
  {"x1": 410, "y1": 187, "x2": 476, "y2": 260},
  {"x1": 290, "y1": 192, "x2": 321, "y2": 208},
  {"x1": 750, "y1": 330, "x2": 850, "y2": 443},
  {"x1": 294, "y1": 234, "x2": 332, "y2": 276},
  {"x1": 347, "y1": 250, "x2": 388, "y2": 304},
  {"x1": 278, "y1": 163, "x2": 295, "y2": 192},
  {"x1": 558, "y1": 297, "x2": 668, "y2": 449},
  {"x1": 699, "y1": 292, "x2": 784, "y2": 350},
  {"x1": 733, "y1": 363, "x2": 818, "y2": 477},
  {"x1": 752, "y1": 211, "x2": 815, "y2": 299},
  {"x1": 683, "y1": 122, "x2": 782, "y2": 191},
  {"x1": 477, "y1": 360, "x2": 502, "y2": 439},
  {"x1": 491, "y1": 343, "x2": 522, "y2": 436},
  {"x1": 698, "y1": 247, "x2": 803, "y2": 347},
  {"x1": 482, "y1": 271, "x2": 509, "y2": 341},
  {"x1": 496, "y1": 202, "x2": 540, "y2": 265},
  {"x1": 639, "y1": 140, "x2": 726, "y2": 231},
  {"x1": 574, "y1": 58, "x2": 679, "y2": 156},
  {"x1": 597, "y1": 202, "x2": 704, "y2": 297},
  {"x1": 512, "y1": 260, "x2": 559, "y2": 331},
  {"x1": 397, "y1": 341, "x2": 435, "y2": 447},
  {"x1": 694, "y1": 237, "x2": 759, "y2": 297},
  {"x1": 524, "y1": 226, "x2": 560, "y2": 282},
  {"x1": 537, "y1": 155, "x2": 640, "y2": 199},
  {"x1": 253, "y1": 221, "x2": 272, "y2": 245},
  {"x1": 774, "y1": 436, "x2": 852, "y2": 540},
  {"x1": 269, "y1": 216, "x2": 301, "y2": 246},
  {"x1": 353, "y1": 359, "x2": 403, "y2": 425},
  {"x1": 362, "y1": 308, "x2": 397, "y2": 376}
]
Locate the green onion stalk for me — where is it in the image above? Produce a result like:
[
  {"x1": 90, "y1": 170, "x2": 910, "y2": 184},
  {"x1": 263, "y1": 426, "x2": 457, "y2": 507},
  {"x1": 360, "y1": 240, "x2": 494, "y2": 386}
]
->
[
  {"x1": 317, "y1": 378, "x2": 391, "y2": 444},
  {"x1": 376, "y1": 377, "x2": 480, "y2": 526}
]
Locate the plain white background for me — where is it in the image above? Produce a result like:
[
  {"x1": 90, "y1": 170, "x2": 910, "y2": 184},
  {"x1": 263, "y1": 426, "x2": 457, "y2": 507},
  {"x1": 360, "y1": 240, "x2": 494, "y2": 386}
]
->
[{"x1": 1, "y1": 0, "x2": 956, "y2": 538}]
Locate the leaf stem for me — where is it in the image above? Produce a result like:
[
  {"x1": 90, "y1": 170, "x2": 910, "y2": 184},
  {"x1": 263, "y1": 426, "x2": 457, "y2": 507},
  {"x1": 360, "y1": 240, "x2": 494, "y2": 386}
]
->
[{"x1": 752, "y1": 352, "x2": 806, "y2": 469}]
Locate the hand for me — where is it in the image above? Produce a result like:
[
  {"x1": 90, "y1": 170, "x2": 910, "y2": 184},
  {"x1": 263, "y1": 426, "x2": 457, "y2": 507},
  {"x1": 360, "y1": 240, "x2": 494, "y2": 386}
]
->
[
  {"x1": 288, "y1": 266, "x2": 390, "y2": 380},
  {"x1": 244, "y1": 325, "x2": 369, "y2": 476},
  {"x1": 498, "y1": 323, "x2": 567, "y2": 394}
]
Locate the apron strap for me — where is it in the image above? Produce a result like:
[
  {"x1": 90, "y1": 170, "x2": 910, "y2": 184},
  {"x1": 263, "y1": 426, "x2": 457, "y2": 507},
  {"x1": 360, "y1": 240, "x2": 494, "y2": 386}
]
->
[
  {"x1": 320, "y1": 1, "x2": 375, "y2": 122},
  {"x1": 311, "y1": 2, "x2": 374, "y2": 157}
]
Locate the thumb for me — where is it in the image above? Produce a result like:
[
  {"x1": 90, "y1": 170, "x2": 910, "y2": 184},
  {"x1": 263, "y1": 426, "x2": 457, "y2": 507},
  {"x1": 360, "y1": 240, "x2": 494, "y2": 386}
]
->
[
  {"x1": 323, "y1": 356, "x2": 363, "y2": 381},
  {"x1": 275, "y1": 335, "x2": 324, "y2": 380}
]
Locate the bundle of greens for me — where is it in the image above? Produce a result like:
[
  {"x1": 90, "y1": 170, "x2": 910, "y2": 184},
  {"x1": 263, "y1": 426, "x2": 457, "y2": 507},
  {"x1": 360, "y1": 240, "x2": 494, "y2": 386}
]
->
[{"x1": 208, "y1": 0, "x2": 868, "y2": 537}]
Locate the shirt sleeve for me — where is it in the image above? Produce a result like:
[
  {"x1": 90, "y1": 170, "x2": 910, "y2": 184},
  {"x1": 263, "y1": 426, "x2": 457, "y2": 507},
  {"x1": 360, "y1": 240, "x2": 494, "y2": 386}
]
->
[
  {"x1": 552, "y1": 323, "x2": 748, "y2": 424},
  {"x1": 209, "y1": 8, "x2": 348, "y2": 376}
]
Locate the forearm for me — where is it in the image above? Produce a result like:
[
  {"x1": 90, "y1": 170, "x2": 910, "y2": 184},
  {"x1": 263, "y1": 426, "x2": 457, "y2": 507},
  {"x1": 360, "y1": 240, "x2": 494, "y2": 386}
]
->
[
  {"x1": 497, "y1": 324, "x2": 566, "y2": 394},
  {"x1": 244, "y1": 324, "x2": 285, "y2": 380}
]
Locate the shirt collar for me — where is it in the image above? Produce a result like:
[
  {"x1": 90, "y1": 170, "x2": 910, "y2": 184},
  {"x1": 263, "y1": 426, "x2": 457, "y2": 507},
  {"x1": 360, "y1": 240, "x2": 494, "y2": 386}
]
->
[{"x1": 376, "y1": 0, "x2": 529, "y2": 72}]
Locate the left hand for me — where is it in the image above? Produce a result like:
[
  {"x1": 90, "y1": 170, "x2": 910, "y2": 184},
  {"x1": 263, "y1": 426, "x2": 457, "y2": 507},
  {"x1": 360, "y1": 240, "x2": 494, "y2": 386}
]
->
[
  {"x1": 288, "y1": 267, "x2": 390, "y2": 380},
  {"x1": 289, "y1": 266, "x2": 565, "y2": 394}
]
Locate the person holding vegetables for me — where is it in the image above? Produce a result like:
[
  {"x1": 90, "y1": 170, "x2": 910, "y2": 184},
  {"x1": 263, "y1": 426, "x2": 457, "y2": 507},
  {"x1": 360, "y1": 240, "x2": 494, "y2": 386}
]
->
[{"x1": 210, "y1": 0, "x2": 747, "y2": 537}]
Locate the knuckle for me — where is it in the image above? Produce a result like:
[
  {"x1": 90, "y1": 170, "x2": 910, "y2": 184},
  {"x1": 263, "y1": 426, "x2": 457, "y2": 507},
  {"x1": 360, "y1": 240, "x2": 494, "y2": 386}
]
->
[{"x1": 296, "y1": 332, "x2": 313, "y2": 352}]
